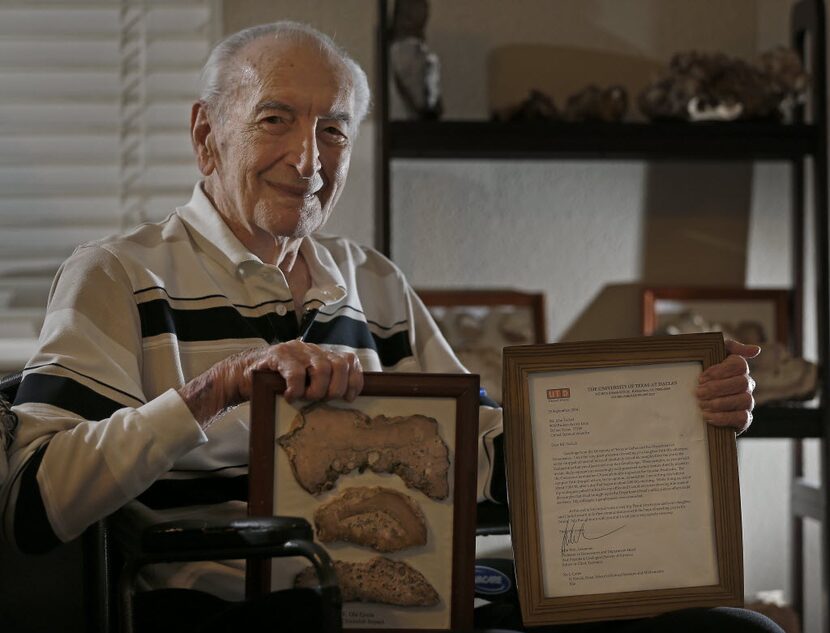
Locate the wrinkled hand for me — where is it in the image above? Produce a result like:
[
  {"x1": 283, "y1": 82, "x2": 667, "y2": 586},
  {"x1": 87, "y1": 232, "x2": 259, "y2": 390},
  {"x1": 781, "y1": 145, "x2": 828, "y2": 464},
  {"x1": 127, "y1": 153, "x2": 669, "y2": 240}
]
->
[
  {"x1": 696, "y1": 339, "x2": 761, "y2": 434},
  {"x1": 179, "y1": 340, "x2": 363, "y2": 427}
]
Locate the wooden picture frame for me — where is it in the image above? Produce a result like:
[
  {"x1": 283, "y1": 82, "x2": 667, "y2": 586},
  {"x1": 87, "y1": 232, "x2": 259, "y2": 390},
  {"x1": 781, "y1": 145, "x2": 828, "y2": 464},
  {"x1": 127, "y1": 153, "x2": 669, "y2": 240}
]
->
[
  {"x1": 248, "y1": 370, "x2": 480, "y2": 632},
  {"x1": 503, "y1": 333, "x2": 742, "y2": 625},
  {"x1": 641, "y1": 287, "x2": 791, "y2": 347},
  {"x1": 417, "y1": 288, "x2": 546, "y2": 404}
]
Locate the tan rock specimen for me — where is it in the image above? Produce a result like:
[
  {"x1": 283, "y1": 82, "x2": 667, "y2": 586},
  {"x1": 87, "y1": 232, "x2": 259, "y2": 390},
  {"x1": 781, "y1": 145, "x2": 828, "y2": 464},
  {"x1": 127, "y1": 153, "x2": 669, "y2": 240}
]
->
[
  {"x1": 295, "y1": 556, "x2": 440, "y2": 607},
  {"x1": 314, "y1": 486, "x2": 428, "y2": 552},
  {"x1": 278, "y1": 404, "x2": 450, "y2": 499}
]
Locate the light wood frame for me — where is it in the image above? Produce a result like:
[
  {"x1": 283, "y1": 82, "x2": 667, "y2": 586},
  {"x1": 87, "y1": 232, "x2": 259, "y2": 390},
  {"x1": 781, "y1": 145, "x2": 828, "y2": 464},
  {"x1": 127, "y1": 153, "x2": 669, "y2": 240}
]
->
[
  {"x1": 502, "y1": 333, "x2": 742, "y2": 625},
  {"x1": 248, "y1": 370, "x2": 480, "y2": 632}
]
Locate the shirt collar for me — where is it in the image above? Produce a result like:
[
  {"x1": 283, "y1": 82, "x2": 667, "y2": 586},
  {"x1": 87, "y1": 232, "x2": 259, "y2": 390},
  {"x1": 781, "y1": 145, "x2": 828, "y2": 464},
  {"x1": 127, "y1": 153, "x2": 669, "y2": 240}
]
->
[{"x1": 176, "y1": 183, "x2": 347, "y2": 308}]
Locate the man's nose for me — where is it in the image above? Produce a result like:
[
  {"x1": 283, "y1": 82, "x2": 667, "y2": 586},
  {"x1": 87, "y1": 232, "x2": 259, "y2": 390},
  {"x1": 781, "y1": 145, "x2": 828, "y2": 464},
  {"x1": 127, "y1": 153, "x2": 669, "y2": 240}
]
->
[{"x1": 286, "y1": 126, "x2": 321, "y2": 179}]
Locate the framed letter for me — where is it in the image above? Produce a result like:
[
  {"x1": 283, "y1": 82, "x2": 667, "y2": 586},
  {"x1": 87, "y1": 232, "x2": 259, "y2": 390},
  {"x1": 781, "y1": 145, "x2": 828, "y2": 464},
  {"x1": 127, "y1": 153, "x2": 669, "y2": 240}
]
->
[
  {"x1": 503, "y1": 332, "x2": 742, "y2": 625},
  {"x1": 248, "y1": 371, "x2": 480, "y2": 632}
]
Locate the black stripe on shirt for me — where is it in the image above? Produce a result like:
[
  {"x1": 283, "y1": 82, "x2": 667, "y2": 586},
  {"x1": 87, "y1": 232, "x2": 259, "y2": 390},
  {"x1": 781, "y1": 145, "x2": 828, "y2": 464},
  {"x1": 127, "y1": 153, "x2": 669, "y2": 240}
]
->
[
  {"x1": 15, "y1": 443, "x2": 60, "y2": 553},
  {"x1": 318, "y1": 303, "x2": 409, "y2": 331},
  {"x1": 23, "y1": 362, "x2": 145, "y2": 406},
  {"x1": 304, "y1": 315, "x2": 413, "y2": 367},
  {"x1": 137, "y1": 299, "x2": 414, "y2": 366},
  {"x1": 134, "y1": 285, "x2": 293, "y2": 310},
  {"x1": 138, "y1": 299, "x2": 298, "y2": 343},
  {"x1": 15, "y1": 373, "x2": 126, "y2": 420}
]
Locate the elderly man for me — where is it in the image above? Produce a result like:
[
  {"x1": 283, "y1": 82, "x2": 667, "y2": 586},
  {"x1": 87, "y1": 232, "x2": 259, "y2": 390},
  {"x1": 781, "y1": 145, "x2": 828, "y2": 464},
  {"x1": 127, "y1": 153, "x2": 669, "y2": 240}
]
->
[{"x1": 2, "y1": 21, "x2": 770, "y2": 633}]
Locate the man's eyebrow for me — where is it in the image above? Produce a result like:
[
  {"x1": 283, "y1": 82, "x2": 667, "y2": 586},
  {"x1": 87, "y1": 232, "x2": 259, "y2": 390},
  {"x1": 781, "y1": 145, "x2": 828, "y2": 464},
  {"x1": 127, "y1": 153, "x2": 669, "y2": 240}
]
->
[
  {"x1": 322, "y1": 110, "x2": 353, "y2": 125},
  {"x1": 254, "y1": 100, "x2": 296, "y2": 115},
  {"x1": 253, "y1": 100, "x2": 352, "y2": 125}
]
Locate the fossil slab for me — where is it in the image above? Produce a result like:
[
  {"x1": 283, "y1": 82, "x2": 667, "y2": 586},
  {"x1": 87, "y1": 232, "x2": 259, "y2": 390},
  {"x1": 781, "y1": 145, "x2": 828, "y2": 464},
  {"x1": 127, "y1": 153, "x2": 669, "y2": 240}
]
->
[
  {"x1": 314, "y1": 486, "x2": 428, "y2": 552},
  {"x1": 278, "y1": 404, "x2": 450, "y2": 499},
  {"x1": 295, "y1": 556, "x2": 440, "y2": 607}
]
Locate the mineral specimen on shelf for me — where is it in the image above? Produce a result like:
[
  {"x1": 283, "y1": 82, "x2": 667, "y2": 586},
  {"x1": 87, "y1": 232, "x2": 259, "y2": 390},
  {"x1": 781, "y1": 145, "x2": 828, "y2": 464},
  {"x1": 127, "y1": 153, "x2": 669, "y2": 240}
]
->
[
  {"x1": 390, "y1": 0, "x2": 443, "y2": 120},
  {"x1": 757, "y1": 47, "x2": 810, "y2": 117},
  {"x1": 493, "y1": 85, "x2": 628, "y2": 123},
  {"x1": 492, "y1": 89, "x2": 559, "y2": 122},
  {"x1": 638, "y1": 47, "x2": 808, "y2": 122},
  {"x1": 563, "y1": 84, "x2": 628, "y2": 122}
]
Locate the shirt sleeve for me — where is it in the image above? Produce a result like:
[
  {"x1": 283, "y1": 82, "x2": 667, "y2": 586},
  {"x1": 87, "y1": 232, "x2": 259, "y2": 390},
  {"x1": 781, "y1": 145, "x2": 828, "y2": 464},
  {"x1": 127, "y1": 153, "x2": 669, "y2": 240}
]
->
[{"x1": 0, "y1": 245, "x2": 207, "y2": 549}]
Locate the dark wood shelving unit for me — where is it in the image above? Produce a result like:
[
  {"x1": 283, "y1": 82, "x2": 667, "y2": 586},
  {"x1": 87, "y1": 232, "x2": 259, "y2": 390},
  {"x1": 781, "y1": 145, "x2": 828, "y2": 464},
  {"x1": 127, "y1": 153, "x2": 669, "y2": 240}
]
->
[
  {"x1": 377, "y1": 0, "x2": 828, "y2": 625},
  {"x1": 388, "y1": 121, "x2": 819, "y2": 161},
  {"x1": 744, "y1": 404, "x2": 823, "y2": 439}
]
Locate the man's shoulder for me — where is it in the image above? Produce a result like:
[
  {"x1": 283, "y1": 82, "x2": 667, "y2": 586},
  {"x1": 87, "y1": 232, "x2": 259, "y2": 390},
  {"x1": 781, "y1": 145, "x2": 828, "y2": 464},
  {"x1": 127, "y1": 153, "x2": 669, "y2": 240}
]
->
[
  {"x1": 311, "y1": 233, "x2": 402, "y2": 275},
  {"x1": 71, "y1": 212, "x2": 187, "y2": 267},
  {"x1": 79, "y1": 212, "x2": 182, "y2": 252}
]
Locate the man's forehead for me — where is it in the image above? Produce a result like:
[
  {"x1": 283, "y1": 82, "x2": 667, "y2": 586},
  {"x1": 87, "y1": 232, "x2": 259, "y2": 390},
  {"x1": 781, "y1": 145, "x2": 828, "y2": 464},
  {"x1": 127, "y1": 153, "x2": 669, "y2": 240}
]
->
[{"x1": 234, "y1": 36, "x2": 354, "y2": 103}]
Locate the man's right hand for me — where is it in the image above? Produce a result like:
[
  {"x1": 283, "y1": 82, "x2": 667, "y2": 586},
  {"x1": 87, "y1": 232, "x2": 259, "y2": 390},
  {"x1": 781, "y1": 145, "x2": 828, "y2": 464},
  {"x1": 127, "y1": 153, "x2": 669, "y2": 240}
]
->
[{"x1": 177, "y1": 341, "x2": 363, "y2": 428}]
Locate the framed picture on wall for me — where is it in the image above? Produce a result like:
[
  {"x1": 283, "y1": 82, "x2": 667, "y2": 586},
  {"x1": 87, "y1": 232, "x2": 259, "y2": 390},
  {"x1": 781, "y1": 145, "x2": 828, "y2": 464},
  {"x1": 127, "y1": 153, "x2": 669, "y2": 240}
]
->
[
  {"x1": 416, "y1": 289, "x2": 546, "y2": 403},
  {"x1": 641, "y1": 287, "x2": 815, "y2": 405},
  {"x1": 641, "y1": 287, "x2": 791, "y2": 346},
  {"x1": 247, "y1": 370, "x2": 480, "y2": 632}
]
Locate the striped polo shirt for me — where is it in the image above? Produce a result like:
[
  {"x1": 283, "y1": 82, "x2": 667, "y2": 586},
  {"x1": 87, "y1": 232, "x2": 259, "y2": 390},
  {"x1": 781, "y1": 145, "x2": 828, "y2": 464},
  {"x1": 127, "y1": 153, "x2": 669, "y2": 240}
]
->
[{"x1": 1, "y1": 185, "x2": 503, "y2": 588}]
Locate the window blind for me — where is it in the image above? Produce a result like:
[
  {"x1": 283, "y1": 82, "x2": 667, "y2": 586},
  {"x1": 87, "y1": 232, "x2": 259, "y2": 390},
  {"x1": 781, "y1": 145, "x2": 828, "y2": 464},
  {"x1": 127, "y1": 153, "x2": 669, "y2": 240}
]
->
[{"x1": 0, "y1": 0, "x2": 218, "y2": 364}]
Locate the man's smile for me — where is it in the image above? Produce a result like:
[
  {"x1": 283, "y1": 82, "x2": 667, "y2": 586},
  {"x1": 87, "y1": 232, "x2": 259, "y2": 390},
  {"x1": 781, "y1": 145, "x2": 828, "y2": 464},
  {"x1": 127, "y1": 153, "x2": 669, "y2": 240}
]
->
[{"x1": 265, "y1": 180, "x2": 320, "y2": 199}]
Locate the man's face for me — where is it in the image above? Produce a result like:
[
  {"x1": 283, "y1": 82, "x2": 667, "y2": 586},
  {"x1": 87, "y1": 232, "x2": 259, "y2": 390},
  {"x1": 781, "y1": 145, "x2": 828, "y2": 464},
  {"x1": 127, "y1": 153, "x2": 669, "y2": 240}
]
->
[{"x1": 202, "y1": 36, "x2": 356, "y2": 241}]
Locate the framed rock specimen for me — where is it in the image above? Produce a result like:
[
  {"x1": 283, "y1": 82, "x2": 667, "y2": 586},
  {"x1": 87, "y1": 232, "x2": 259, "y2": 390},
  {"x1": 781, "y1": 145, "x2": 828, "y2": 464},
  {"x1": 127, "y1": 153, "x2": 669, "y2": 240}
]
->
[
  {"x1": 642, "y1": 287, "x2": 790, "y2": 345},
  {"x1": 417, "y1": 288, "x2": 546, "y2": 403},
  {"x1": 248, "y1": 371, "x2": 480, "y2": 632},
  {"x1": 641, "y1": 287, "x2": 815, "y2": 405}
]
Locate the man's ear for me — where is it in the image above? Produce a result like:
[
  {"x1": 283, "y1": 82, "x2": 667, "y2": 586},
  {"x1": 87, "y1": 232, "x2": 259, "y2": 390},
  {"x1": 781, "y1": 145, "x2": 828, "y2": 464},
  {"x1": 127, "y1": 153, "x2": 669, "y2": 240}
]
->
[{"x1": 191, "y1": 101, "x2": 216, "y2": 176}]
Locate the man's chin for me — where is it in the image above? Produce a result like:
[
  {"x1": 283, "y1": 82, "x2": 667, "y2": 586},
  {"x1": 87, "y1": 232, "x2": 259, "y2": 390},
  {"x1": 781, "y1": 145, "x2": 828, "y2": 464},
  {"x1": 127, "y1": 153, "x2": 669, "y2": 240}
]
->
[
  {"x1": 269, "y1": 213, "x2": 324, "y2": 239},
  {"x1": 258, "y1": 203, "x2": 325, "y2": 238}
]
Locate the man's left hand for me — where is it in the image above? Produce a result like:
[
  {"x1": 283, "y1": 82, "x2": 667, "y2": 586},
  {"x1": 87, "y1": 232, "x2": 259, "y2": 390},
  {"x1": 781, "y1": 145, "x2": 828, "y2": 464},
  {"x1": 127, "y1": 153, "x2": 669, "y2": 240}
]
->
[{"x1": 696, "y1": 339, "x2": 761, "y2": 434}]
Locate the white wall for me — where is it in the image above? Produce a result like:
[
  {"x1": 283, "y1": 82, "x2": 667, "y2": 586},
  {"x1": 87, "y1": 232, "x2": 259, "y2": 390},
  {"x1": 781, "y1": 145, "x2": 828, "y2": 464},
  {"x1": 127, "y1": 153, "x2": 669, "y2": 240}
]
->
[{"x1": 225, "y1": 0, "x2": 811, "y2": 626}]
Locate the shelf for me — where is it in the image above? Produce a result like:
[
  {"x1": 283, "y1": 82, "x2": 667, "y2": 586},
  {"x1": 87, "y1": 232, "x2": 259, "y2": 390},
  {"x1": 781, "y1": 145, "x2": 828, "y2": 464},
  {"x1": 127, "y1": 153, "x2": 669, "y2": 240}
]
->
[
  {"x1": 388, "y1": 121, "x2": 819, "y2": 161},
  {"x1": 739, "y1": 403, "x2": 824, "y2": 438}
]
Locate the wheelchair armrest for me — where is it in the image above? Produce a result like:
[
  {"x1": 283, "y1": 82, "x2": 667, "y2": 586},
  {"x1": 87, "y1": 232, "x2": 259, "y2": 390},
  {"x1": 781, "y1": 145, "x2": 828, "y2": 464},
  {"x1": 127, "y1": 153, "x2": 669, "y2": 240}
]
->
[
  {"x1": 113, "y1": 514, "x2": 315, "y2": 564},
  {"x1": 141, "y1": 517, "x2": 312, "y2": 555}
]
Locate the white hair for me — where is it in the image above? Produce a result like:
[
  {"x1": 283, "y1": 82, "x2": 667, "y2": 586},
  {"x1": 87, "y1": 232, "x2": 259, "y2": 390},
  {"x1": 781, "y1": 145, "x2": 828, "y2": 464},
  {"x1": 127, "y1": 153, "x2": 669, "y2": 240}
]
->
[{"x1": 199, "y1": 21, "x2": 371, "y2": 127}]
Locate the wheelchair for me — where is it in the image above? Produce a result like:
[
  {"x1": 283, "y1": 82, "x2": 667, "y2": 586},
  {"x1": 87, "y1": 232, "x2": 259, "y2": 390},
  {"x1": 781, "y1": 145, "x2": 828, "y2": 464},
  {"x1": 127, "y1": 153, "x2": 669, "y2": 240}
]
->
[{"x1": 1, "y1": 371, "x2": 519, "y2": 632}]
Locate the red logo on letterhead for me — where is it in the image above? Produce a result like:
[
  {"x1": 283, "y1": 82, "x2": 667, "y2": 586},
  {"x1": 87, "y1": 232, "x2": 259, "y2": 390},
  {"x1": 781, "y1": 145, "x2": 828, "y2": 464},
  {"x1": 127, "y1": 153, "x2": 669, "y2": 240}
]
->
[{"x1": 546, "y1": 388, "x2": 570, "y2": 400}]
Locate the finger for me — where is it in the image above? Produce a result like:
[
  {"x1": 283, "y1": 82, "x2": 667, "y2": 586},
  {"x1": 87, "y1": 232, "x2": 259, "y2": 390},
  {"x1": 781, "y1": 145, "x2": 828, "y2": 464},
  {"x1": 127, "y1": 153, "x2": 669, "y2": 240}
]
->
[
  {"x1": 344, "y1": 354, "x2": 364, "y2": 402},
  {"x1": 724, "y1": 339, "x2": 762, "y2": 359},
  {"x1": 703, "y1": 409, "x2": 753, "y2": 434},
  {"x1": 697, "y1": 373, "x2": 754, "y2": 400},
  {"x1": 276, "y1": 355, "x2": 309, "y2": 403},
  {"x1": 325, "y1": 353, "x2": 350, "y2": 400},
  {"x1": 305, "y1": 350, "x2": 333, "y2": 401},
  {"x1": 699, "y1": 354, "x2": 749, "y2": 383},
  {"x1": 699, "y1": 391, "x2": 754, "y2": 414}
]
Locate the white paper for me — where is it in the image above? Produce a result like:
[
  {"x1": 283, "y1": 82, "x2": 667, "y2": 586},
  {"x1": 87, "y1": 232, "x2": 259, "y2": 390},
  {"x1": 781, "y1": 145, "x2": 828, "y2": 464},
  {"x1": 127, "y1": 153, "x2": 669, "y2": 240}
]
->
[
  {"x1": 528, "y1": 361, "x2": 719, "y2": 597},
  {"x1": 270, "y1": 396, "x2": 456, "y2": 629}
]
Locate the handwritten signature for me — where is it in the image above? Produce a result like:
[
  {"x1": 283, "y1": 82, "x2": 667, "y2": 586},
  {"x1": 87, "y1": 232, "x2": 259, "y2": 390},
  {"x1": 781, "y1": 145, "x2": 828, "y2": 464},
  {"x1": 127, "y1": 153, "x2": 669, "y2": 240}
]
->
[{"x1": 560, "y1": 518, "x2": 626, "y2": 554}]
